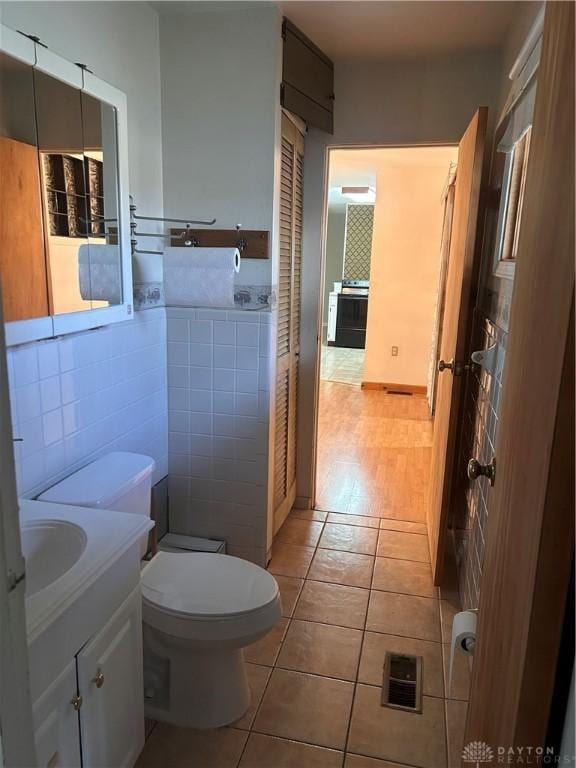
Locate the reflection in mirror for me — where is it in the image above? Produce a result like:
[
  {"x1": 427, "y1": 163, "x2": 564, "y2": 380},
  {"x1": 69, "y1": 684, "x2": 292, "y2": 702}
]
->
[
  {"x1": 0, "y1": 52, "x2": 49, "y2": 322},
  {"x1": 34, "y1": 68, "x2": 92, "y2": 315},
  {"x1": 35, "y1": 72, "x2": 123, "y2": 315},
  {"x1": 79, "y1": 93, "x2": 122, "y2": 308}
]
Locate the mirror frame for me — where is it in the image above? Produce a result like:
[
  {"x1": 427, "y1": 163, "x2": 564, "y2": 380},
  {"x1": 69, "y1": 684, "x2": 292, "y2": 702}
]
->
[{"x1": 1, "y1": 24, "x2": 133, "y2": 346}]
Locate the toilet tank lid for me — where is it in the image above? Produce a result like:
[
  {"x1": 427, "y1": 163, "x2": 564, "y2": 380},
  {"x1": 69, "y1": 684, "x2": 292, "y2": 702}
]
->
[{"x1": 38, "y1": 452, "x2": 156, "y2": 508}]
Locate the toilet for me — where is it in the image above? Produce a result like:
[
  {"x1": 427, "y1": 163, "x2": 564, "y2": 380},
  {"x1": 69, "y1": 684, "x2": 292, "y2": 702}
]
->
[{"x1": 38, "y1": 451, "x2": 281, "y2": 729}]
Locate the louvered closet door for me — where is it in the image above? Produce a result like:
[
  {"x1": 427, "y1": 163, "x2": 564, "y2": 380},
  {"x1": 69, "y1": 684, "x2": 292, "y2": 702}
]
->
[{"x1": 274, "y1": 115, "x2": 304, "y2": 533}]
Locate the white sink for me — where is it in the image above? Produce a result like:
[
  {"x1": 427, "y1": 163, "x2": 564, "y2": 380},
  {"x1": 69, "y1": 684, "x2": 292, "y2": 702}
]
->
[{"x1": 21, "y1": 519, "x2": 87, "y2": 597}]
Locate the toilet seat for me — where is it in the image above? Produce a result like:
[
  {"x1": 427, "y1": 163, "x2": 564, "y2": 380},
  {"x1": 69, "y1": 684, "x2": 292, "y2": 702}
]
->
[{"x1": 141, "y1": 552, "x2": 281, "y2": 643}]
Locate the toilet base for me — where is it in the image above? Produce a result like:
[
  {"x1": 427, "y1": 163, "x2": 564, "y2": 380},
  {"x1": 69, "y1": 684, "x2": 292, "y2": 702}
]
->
[{"x1": 144, "y1": 629, "x2": 251, "y2": 729}]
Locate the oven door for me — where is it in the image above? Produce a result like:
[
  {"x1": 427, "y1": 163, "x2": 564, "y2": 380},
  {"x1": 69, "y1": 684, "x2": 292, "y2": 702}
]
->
[{"x1": 335, "y1": 294, "x2": 368, "y2": 348}]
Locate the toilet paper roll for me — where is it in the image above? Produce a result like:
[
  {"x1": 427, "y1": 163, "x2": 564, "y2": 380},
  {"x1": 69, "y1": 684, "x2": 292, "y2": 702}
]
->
[
  {"x1": 449, "y1": 610, "x2": 477, "y2": 692},
  {"x1": 163, "y1": 247, "x2": 241, "y2": 308}
]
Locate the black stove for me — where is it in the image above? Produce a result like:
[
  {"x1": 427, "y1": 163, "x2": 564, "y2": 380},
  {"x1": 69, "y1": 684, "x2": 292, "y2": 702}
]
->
[{"x1": 335, "y1": 280, "x2": 370, "y2": 349}]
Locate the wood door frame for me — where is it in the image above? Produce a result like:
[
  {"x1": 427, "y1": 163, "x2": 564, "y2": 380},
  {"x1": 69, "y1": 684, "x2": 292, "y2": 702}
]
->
[
  {"x1": 465, "y1": 2, "x2": 575, "y2": 754},
  {"x1": 310, "y1": 141, "x2": 459, "y2": 511}
]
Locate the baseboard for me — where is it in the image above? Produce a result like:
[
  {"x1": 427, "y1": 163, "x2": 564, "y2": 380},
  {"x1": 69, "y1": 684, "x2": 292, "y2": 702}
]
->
[
  {"x1": 361, "y1": 381, "x2": 427, "y2": 396},
  {"x1": 294, "y1": 495, "x2": 313, "y2": 510}
]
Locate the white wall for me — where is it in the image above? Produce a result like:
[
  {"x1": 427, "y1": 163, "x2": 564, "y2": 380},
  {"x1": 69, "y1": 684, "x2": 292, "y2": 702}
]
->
[
  {"x1": 0, "y1": 0, "x2": 165, "y2": 283},
  {"x1": 298, "y1": 49, "x2": 503, "y2": 504},
  {"x1": 364, "y1": 149, "x2": 457, "y2": 387},
  {"x1": 1, "y1": 2, "x2": 168, "y2": 497},
  {"x1": 159, "y1": 6, "x2": 282, "y2": 288}
]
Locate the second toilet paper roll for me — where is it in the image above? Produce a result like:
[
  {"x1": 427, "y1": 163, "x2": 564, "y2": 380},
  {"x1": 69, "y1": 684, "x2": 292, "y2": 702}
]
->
[
  {"x1": 164, "y1": 247, "x2": 241, "y2": 308},
  {"x1": 448, "y1": 610, "x2": 477, "y2": 692}
]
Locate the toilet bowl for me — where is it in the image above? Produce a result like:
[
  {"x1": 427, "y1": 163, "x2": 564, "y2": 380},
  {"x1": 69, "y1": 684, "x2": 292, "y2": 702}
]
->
[
  {"x1": 38, "y1": 451, "x2": 281, "y2": 729},
  {"x1": 142, "y1": 550, "x2": 280, "y2": 728}
]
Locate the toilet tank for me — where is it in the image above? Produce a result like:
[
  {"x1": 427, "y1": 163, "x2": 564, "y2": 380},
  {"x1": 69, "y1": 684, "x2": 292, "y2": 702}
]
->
[{"x1": 38, "y1": 452, "x2": 156, "y2": 517}]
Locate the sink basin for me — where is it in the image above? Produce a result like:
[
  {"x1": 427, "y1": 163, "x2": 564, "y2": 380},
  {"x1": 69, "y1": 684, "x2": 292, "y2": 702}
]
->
[{"x1": 21, "y1": 519, "x2": 87, "y2": 596}]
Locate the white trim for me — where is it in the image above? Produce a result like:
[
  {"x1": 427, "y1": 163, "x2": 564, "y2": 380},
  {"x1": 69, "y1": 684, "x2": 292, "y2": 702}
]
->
[
  {"x1": 0, "y1": 24, "x2": 35, "y2": 64},
  {"x1": 0, "y1": 293, "x2": 36, "y2": 765},
  {"x1": 508, "y1": 5, "x2": 545, "y2": 81},
  {"x1": 34, "y1": 44, "x2": 82, "y2": 88}
]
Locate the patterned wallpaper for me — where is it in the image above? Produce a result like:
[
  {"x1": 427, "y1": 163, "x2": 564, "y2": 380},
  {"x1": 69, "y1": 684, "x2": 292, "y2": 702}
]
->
[{"x1": 343, "y1": 204, "x2": 374, "y2": 280}]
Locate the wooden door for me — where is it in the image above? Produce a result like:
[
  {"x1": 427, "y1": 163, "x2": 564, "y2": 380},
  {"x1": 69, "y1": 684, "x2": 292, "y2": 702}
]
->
[
  {"x1": 0, "y1": 137, "x2": 49, "y2": 321},
  {"x1": 273, "y1": 115, "x2": 304, "y2": 534},
  {"x1": 426, "y1": 108, "x2": 487, "y2": 583},
  {"x1": 77, "y1": 587, "x2": 144, "y2": 768},
  {"x1": 465, "y1": 2, "x2": 574, "y2": 753}
]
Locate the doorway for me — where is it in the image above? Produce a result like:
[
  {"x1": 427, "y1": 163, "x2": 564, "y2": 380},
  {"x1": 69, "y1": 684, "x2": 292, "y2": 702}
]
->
[{"x1": 315, "y1": 145, "x2": 459, "y2": 520}]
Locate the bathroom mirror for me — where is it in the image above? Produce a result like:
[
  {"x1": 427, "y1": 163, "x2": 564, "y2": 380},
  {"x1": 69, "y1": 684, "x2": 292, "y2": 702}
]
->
[{"x1": 0, "y1": 25, "x2": 131, "y2": 346}]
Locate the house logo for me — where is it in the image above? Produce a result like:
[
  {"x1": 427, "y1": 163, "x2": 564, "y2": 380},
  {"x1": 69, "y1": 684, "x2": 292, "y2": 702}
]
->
[{"x1": 462, "y1": 741, "x2": 494, "y2": 766}]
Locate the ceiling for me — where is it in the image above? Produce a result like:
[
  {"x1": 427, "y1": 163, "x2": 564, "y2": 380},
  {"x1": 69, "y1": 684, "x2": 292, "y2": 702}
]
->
[
  {"x1": 327, "y1": 146, "x2": 458, "y2": 207},
  {"x1": 279, "y1": 1, "x2": 522, "y2": 60},
  {"x1": 150, "y1": 1, "x2": 523, "y2": 60}
]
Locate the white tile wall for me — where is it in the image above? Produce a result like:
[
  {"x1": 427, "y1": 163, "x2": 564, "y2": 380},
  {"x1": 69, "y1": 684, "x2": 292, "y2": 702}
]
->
[
  {"x1": 166, "y1": 307, "x2": 273, "y2": 566},
  {"x1": 7, "y1": 308, "x2": 168, "y2": 498}
]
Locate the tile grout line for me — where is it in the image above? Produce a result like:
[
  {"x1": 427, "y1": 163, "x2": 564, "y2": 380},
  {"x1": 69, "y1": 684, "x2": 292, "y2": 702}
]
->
[
  {"x1": 235, "y1": 516, "x2": 330, "y2": 767},
  {"x1": 342, "y1": 545, "x2": 376, "y2": 763}
]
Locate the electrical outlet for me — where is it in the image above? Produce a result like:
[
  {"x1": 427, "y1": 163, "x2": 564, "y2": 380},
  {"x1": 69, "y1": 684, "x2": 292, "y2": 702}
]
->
[{"x1": 391, "y1": 346, "x2": 399, "y2": 356}]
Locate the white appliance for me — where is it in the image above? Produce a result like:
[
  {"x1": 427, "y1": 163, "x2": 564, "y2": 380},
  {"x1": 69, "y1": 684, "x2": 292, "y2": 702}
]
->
[
  {"x1": 38, "y1": 452, "x2": 281, "y2": 729},
  {"x1": 327, "y1": 291, "x2": 338, "y2": 343}
]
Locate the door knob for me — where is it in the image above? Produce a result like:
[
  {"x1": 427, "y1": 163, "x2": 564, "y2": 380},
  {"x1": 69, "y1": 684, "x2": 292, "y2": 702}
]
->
[
  {"x1": 71, "y1": 695, "x2": 83, "y2": 711},
  {"x1": 467, "y1": 457, "x2": 496, "y2": 486},
  {"x1": 437, "y1": 359, "x2": 469, "y2": 376},
  {"x1": 92, "y1": 669, "x2": 105, "y2": 688}
]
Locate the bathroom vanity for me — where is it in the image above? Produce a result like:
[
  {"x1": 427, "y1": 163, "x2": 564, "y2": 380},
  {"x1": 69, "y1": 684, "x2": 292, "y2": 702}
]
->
[{"x1": 21, "y1": 500, "x2": 153, "y2": 768}]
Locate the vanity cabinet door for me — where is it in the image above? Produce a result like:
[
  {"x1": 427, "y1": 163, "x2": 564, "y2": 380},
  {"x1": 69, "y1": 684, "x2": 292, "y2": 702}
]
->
[
  {"x1": 76, "y1": 586, "x2": 144, "y2": 768},
  {"x1": 33, "y1": 659, "x2": 82, "y2": 768}
]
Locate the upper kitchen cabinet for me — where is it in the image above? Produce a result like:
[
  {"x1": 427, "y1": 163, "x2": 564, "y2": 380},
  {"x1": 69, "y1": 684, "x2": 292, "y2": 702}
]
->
[
  {"x1": 281, "y1": 19, "x2": 334, "y2": 133},
  {"x1": 0, "y1": 26, "x2": 132, "y2": 346}
]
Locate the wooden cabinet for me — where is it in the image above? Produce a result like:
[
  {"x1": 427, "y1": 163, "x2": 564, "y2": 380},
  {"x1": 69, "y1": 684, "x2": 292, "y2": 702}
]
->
[
  {"x1": 32, "y1": 587, "x2": 144, "y2": 768},
  {"x1": 281, "y1": 19, "x2": 334, "y2": 133}
]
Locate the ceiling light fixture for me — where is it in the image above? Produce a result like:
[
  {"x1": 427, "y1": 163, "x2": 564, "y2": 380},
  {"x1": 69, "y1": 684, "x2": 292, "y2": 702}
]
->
[{"x1": 341, "y1": 186, "x2": 376, "y2": 203}]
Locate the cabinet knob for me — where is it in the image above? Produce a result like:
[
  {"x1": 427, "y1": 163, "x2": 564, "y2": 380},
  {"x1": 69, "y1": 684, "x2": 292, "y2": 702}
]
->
[
  {"x1": 467, "y1": 457, "x2": 496, "y2": 486},
  {"x1": 92, "y1": 669, "x2": 105, "y2": 688},
  {"x1": 71, "y1": 695, "x2": 83, "y2": 711}
]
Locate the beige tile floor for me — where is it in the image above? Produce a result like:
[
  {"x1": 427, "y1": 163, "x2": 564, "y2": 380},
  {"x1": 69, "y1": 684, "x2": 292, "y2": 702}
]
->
[
  {"x1": 137, "y1": 513, "x2": 470, "y2": 768},
  {"x1": 321, "y1": 346, "x2": 365, "y2": 386},
  {"x1": 137, "y1": 378, "x2": 470, "y2": 767}
]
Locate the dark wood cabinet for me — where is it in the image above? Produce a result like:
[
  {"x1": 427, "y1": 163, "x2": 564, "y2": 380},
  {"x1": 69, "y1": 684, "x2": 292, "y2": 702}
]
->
[{"x1": 281, "y1": 19, "x2": 334, "y2": 134}]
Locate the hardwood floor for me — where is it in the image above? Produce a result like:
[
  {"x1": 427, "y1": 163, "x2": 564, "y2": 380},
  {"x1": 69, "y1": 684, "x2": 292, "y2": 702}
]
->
[{"x1": 315, "y1": 381, "x2": 433, "y2": 522}]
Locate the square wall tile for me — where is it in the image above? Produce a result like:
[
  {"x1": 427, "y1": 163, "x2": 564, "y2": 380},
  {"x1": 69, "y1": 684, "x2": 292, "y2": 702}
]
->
[
  {"x1": 214, "y1": 345, "x2": 235, "y2": 368},
  {"x1": 237, "y1": 347, "x2": 258, "y2": 371},
  {"x1": 190, "y1": 343, "x2": 212, "y2": 367},
  {"x1": 189, "y1": 320, "x2": 211, "y2": 343},
  {"x1": 237, "y1": 323, "x2": 259, "y2": 346},
  {"x1": 214, "y1": 321, "x2": 236, "y2": 345}
]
